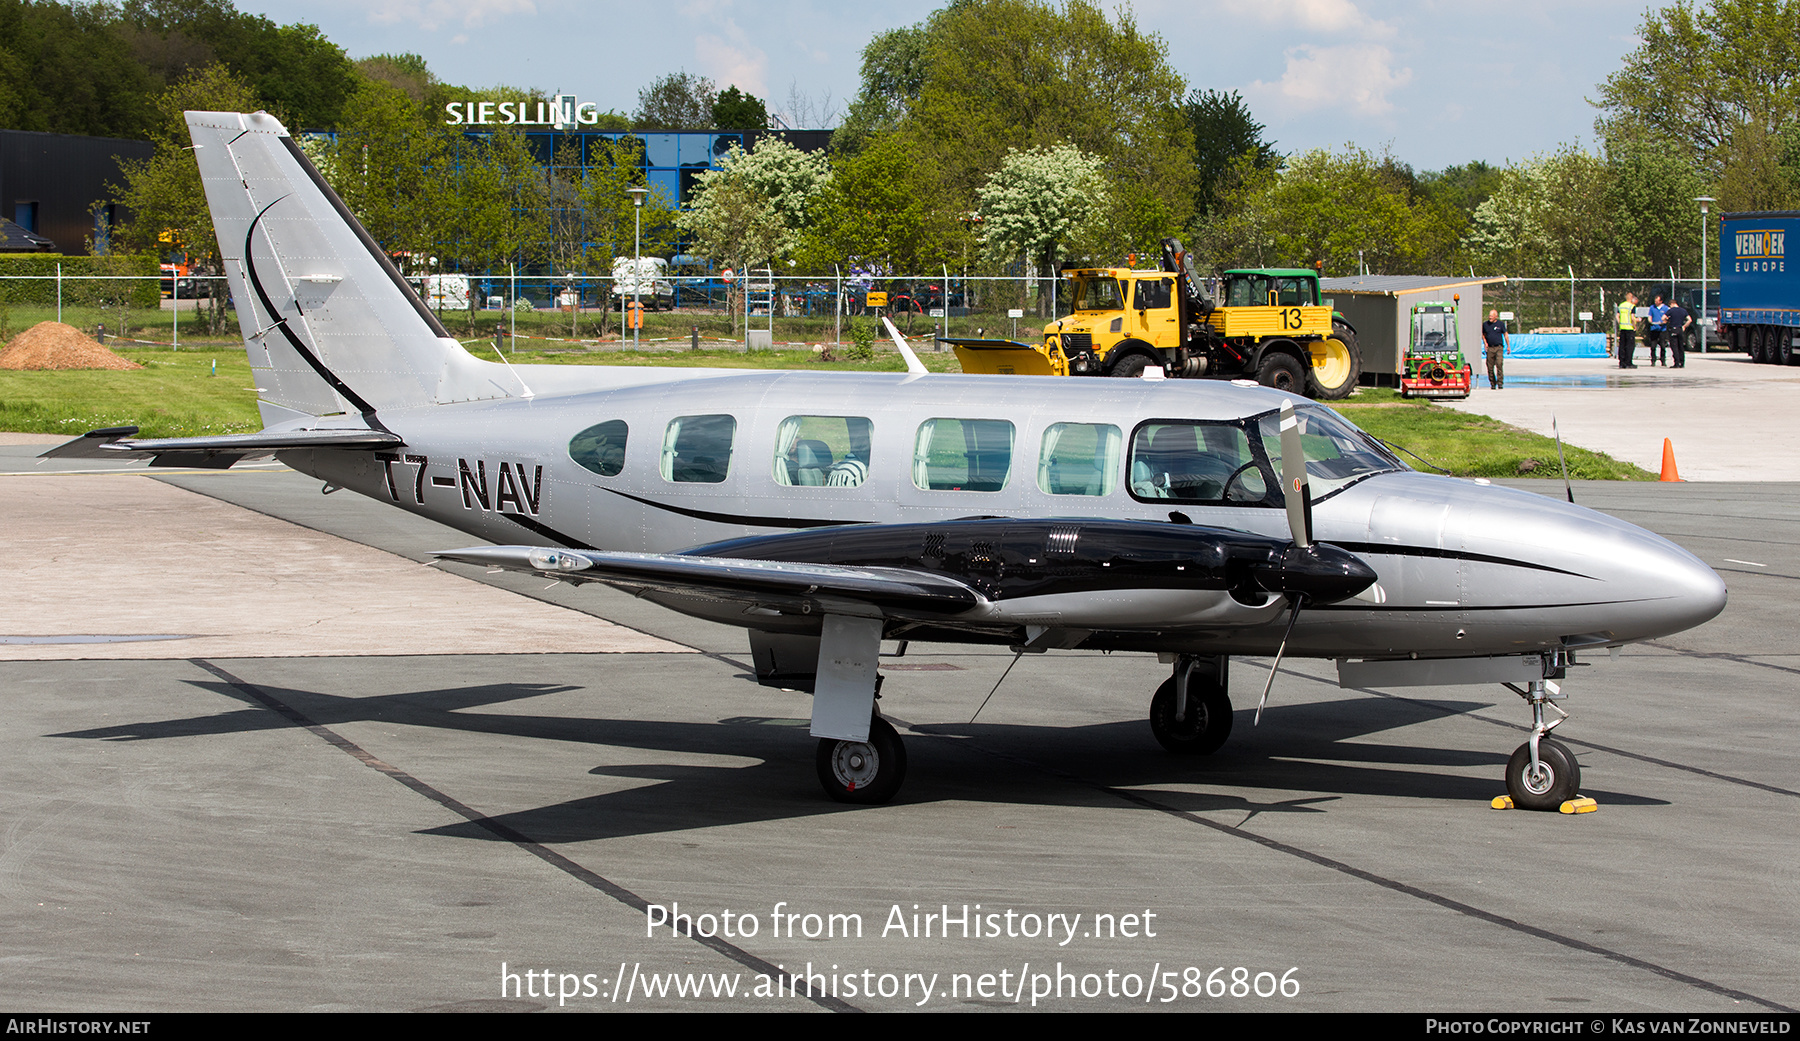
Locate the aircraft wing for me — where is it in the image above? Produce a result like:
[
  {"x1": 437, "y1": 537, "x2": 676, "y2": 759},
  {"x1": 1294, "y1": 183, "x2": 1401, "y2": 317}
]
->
[
  {"x1": 434, "y1": 545, "x2": 985, "y2": 618},
  {"x1": 40, "y1": 426, "x2": 403, "y2": 468}
]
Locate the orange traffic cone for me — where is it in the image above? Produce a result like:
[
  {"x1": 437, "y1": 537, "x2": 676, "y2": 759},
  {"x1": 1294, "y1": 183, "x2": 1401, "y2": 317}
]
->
[{"x1": 1659, "y1": 438, "x2": 1684, "y2": 482}]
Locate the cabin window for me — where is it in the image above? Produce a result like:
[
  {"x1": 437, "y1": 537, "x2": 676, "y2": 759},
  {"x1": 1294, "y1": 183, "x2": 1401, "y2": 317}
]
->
[
  {"x1": 1128, "y1": 421, "x2": 1276, "y2": 505},
  {"x1": 1133, "y1": 279, "x2": 1171, "y2": 310},
  {"x1": 568, "y1": 420, "x2": 628, "y2": 477},
  {"x1": 1226, "y1": 275, "x2": 1271, "y2": 308},
  {"x1": 1038, "y1": 423, "x2": 1121, "y2": 496},
  {"x1": 1274, "y1": 277, "x2": 1311, "y2": 306},
  {"x1": 661, "y1": 414, "x2": 736, "y2": 483},
  {"x1": 913, "y1": 418, "x2": 1014, "y2": 492},
  {"x1": 773, "y1": 416, "x2": 873, "y2": 487}
]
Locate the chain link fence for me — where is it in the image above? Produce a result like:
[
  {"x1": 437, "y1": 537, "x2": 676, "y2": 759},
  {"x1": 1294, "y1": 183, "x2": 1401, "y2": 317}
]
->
[
  {"x1": 0, "y1": 270, "x2": 1730, "y2": 354},
  {"x1": 1494, "y1": 276, "x2": 1723, "y2": 349}
]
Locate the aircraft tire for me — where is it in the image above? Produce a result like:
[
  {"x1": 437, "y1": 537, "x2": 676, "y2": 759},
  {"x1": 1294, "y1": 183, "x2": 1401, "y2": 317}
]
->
[
  {"x1": 816, "y1": 716, "x2": 907, "y2": 804},
  {"x1": 1505, "y1": 738, "x2": 1581, "y2": 811},
  {"x1": 1149, "y1": 675, "x2": 1234, "y2": 755},
  {"x1": 1255, "y1": 350, "x2": 1306, "y2": 395}
]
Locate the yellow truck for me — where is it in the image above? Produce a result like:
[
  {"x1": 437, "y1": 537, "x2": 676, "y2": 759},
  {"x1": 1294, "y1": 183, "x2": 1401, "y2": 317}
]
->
[{"x1": 946, "y1": 238, "x2": 1362, "y2": 399}]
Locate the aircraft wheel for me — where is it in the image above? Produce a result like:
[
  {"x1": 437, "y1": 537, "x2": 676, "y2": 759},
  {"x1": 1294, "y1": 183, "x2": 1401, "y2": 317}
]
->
[
  {"x1": 1255, "y1": 351, "x2": 1305, "y2": 394},
  {"x1": 1149, "y1": 674, "x2": 1234, "y2": 754},
  {"x1": 1307, "y1": 324, "x2": 1362, "y2": 399},
  {"x1": 816, "y1": 717, "x2": 907, "y2": 804},
  {"x1": 1505, "y1": 738, "x2": 1581, "y2": 811}
]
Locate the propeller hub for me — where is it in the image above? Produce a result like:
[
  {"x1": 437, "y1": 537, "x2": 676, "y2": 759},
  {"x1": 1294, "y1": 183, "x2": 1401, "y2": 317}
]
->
[{"x1": 1253, "y1": 543, "x2": 1378, "y2": 605}]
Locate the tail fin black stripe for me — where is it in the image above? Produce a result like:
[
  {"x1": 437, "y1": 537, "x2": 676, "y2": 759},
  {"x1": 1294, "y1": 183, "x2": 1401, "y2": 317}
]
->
[
  {"x1": 277, "y1": 135, "x2": 452, "y2": 340},
  {"x1": 243, "y1": 196, "x2": 383, "y2": 421}
]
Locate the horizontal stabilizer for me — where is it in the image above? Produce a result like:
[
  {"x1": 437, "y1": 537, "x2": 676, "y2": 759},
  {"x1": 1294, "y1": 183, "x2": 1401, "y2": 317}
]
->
[
  {"x1": 41, "y1": 425, "x2": 401, "y2": 466},
  {"x1": 434, "y1": 545, "x2": 983, "y2": 617}
]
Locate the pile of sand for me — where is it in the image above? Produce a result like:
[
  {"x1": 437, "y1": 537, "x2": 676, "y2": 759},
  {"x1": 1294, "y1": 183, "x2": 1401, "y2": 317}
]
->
[{"x1": 0, "y1": 322, "x2": 141, "y2": 371}]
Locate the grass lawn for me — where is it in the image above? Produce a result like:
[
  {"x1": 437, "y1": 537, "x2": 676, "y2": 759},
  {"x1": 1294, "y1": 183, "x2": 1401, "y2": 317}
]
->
[
  {"x1": 1, "y1": 343, "x2": 1654, "y2": 480},
  {"x1": 1337, "y1": 389, "x2": 1654, "y2": 481}
]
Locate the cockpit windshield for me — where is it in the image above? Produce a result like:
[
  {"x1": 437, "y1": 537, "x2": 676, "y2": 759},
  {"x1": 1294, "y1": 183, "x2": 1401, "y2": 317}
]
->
[
  {"x1": 1128, "y1": 406, "x2": 1404, "y2": 507},
  {"x1": 1074, "y1": 277, "x2": 1124, "y2": 312},
  {"x1": 1253, "y1": 405, "x2": 1407, "y2": 497}
]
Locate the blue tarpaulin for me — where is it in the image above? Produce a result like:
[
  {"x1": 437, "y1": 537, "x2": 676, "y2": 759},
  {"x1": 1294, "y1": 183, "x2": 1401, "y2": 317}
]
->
[{"x1": 1505, "y1": 333, "x2": 1609, "y2": 358}]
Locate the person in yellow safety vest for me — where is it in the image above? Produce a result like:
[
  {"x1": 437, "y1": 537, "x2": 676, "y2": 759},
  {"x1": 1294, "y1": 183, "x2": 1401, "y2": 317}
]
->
[{"x1": 1617, "y1": 292, "x2": 1638, "y2": 369}]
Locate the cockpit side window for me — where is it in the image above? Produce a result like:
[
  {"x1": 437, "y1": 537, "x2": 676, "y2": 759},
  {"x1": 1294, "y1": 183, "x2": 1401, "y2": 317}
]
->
[
  {"x1": 1128, "y1": 420, "x2": 1277, "y2": 506},
  {"x1": 913, "y1": 418, "x2": 1014, "y2": 492},
  {"x1": 774, "y1": 415, "x2": 873, "y2": 487},
  {"x1": 661, "y1": 414, "x2": 736, "y2": 484},
  {"x1": 569, "y1": 420, "x2": 628, "y2": 477}
]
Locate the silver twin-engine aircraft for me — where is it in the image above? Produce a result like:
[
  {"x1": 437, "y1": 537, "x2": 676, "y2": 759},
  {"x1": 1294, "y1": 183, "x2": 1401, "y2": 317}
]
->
[{"x1": 48, "y1": 111, "x2": 1728, "y2": 807}]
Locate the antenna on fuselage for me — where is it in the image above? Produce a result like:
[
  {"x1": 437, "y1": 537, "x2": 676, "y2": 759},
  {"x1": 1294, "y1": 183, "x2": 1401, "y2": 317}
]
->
[
  {"x1": 881, "y1": 317, "x2": 929, "y2": 375},
  {"x1": 1553, "y1": 416, "x2": 1574, "y2": 503}
]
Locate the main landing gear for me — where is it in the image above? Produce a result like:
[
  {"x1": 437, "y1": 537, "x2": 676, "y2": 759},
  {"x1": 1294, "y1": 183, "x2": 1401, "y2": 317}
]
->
[
  {"x1": 1149, "y1": 655, "x2": 1234, "y2": 754},
  {"x1": 1503, "y1": 675, "x2": 1581, "y2": 810},
  {"x1": 816, "y1": 714, "x2": 907, "y2": 805}
]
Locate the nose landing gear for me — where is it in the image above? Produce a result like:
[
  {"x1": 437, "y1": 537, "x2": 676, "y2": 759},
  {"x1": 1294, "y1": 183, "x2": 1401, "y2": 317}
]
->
[{"x1": 1503, "y1": 676, "x2": 1582, "y2": 810}]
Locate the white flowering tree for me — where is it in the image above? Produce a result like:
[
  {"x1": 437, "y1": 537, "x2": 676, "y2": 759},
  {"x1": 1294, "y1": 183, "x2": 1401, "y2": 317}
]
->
[
  {"x1": 680, "y1": 137, "x2": 831, "y2": 273},
  {"x1": 976, "y1": 144, "x2": 1108, "y2": 310}
]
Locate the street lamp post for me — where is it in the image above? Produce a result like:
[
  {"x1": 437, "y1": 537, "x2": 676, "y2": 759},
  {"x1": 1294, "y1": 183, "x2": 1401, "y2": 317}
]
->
[
  {"x1": 1695, "y1": 196, "x2": 1716, "y2": 352},
  {"x1": 627, "y1": 186, "x2": 647, "y2": 351}
]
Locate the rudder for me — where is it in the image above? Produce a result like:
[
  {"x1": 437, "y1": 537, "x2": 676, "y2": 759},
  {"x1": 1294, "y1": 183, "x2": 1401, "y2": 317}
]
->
[{"x1": 187, "y1": 111, "x2": 517, "y2": 425}]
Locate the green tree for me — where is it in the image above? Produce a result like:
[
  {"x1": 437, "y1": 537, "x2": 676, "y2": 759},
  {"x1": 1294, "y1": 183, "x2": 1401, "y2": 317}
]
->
[
  {"x1": 1416, "y1": 161, "x2": 1505, "y2": 227},
  {"x1": 832, "y1": 23, "x2": 931, "y2": 154},
  {"x1": 1204, "y1": 144, "x2": 1458, "y2": 276},
  {"x1": 0, "y1": 0, "x2": 157, "y2": 137},
  {"x1": 1465, "y1": 145, "x2": 1615, "y2": 278},
  {"x1": 1184, "y1": 88, "x2": 1279, "y2": 221},
  {"x1": 435, "y1": 127, "x2": 549, "y2": 328},
  {"x1": 802, "y1": 133, "x2": 962, "y2": 272},
  {"x1": 711, "y1": 86, "x2": 767, "y2": 130},
  {"x1": 546, "y1": 136, "x2": 677, "y2": 274},
  {"x1": 110, "y1": 62, "x2": 260, "y2": 333},
  {"x1": 1593, "y1": 0, "x2": 1800, "y2": 182},
  {"x1": 320, "y1": 78, "x2": 445, "y2": 264},
  {"x1": 122, "y1": 0, "x2": 358, "y2": 129},
  {"x1": 635, "y1": 71, "x2": 716, "y2": 130},
  {"x1": 1607, "y1": 138, "x2": 1709, "y2": 276},
  {"x1": 834, "y1": 0, "x2": 1195, "y2": 255}
]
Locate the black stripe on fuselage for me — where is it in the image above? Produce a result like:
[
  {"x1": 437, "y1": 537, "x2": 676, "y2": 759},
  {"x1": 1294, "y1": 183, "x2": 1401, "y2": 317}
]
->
[
  {"x1": 1328, "y1": 541, "x2": 1593, "y2": 580},
  {"x1": 500, "y1": 512, "x2": 597, "y2": 550},
  {"x1": 601, "y1": 487, "x2": 866, "y2": 529}
]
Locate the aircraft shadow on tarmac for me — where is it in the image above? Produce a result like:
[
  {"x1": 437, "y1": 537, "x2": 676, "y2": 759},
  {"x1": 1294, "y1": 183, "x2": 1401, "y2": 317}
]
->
[{"x1": 49, "y1": 674, "x2": 1665, "y2": 842}]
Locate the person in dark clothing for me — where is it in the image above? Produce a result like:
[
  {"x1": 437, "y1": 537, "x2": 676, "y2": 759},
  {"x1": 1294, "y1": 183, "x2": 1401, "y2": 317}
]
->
[
  {"x1": 1481, "y1": 309, "x2": 1510, "y2": 389},
  {"x1": 1664, "y1": 302, "x2": 1691, "y2": 368}
]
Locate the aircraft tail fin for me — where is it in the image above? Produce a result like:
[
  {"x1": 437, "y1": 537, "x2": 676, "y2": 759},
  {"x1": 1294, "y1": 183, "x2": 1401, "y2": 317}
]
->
[{"x1": 186, "y1": 111, "x2": 518, "y2": 425}]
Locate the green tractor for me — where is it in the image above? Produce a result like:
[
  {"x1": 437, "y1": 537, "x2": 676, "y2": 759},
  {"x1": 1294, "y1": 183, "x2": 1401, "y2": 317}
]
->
[{"x1": 1400, "y1": 300, "x2": 1473, "y2": 399}]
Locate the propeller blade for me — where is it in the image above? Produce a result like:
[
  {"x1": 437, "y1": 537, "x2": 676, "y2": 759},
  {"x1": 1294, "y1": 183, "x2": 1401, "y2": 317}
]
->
[
  {"x1": 1256, "y1": 595, "x2": 1306, "y2": 725},
  {"x1": 1278, "y1": 400, "x2": 1312, "y2": 547}
]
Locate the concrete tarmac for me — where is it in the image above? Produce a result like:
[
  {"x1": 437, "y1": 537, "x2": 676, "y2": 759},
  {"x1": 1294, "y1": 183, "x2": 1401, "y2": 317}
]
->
[
  {"x1": 1441, "y1": 349, "x2": 1792, "y2": 480},
  {"x1": 0, "y1": 447, "x2": 1795, "y2": 1012}
]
